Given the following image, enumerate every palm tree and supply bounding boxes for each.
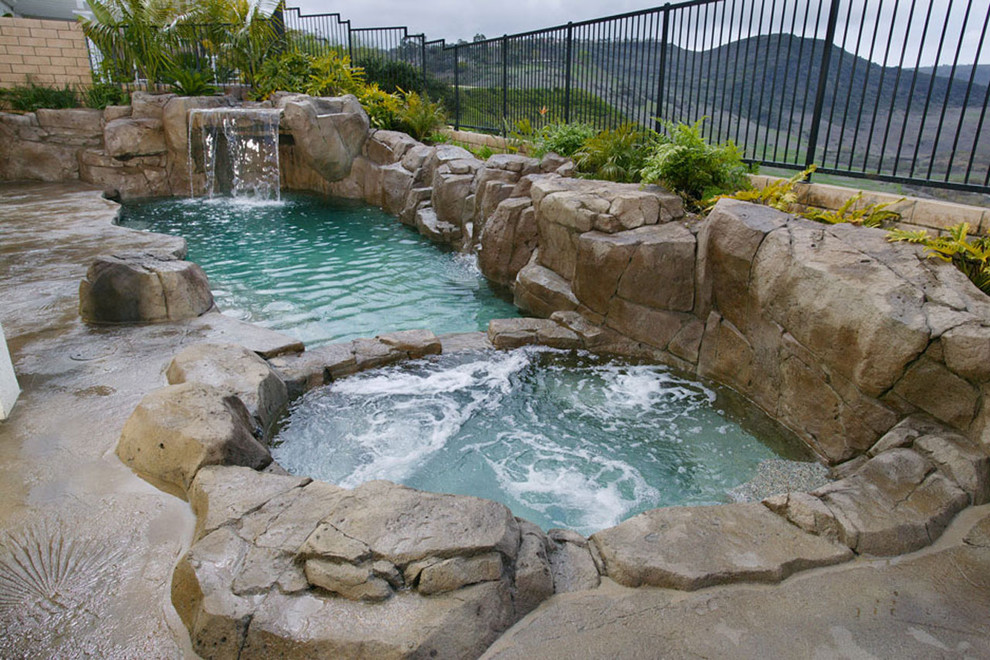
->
[80,0,280,88]
[80,0,183,85]
[188,0,280,88]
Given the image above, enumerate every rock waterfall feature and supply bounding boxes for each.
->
[187,107,283,200]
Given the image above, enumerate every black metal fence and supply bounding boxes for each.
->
[89,1,990,194]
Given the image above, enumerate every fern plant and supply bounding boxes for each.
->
[640,118,750,208]
[711,164,901,228]
[573,123,653,183]
[803,191,900,228]
[396,90,447,141]
[710,165,816,211]
[888,223,990,295]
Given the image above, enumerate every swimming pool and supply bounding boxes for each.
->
[120,193,520,346]
[273,348,819,534]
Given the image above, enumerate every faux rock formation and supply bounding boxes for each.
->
[103,117,167,158]
[488,317,581,350]
[766,448,969,556]
[173,467,555,658]
[479,198,538,286]
[79,252,214,324]
[117,383,271,492]
[278,94,369,183]
[0,108,103,181]
[591,502,852,590]
[166,343,289,435]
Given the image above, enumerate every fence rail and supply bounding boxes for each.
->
[89,1,990,194]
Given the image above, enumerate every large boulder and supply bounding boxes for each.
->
[766,448,970,555]
[479,198,538,286]
[513,256,580,318]
[104,117,167,158]
[591,502,852,590]
[278,94,369,183]
[35,108,103,144]
[173,468,553,657]
[117,383,271,493]
[79,252,214,324]
[166,343,289,435]
[131,91,176,120]
[751,221,930,398]
[0,138,80,181]
[78,149,170,199]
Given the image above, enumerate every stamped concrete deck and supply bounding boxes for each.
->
[1,181,988,658]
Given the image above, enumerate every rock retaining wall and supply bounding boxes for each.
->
[500,198,990,466]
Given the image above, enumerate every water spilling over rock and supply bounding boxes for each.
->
[187,107,282,200]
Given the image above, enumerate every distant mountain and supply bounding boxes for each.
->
[921,64,990,89]
[448,32,989,180]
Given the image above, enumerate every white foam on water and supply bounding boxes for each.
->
[275,349,537,488]
[471,430,661,533]
[274,348,782,534]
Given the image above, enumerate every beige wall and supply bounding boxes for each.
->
[0,17,91,89]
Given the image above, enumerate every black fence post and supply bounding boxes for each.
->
[564,22,574,124]
[454,43,461,131]
[420,37,427,93]
[805,0,842,171]
[502,34,509,135]
[272,0,286,55]
[654,3,671,133]
[347,26,354,62]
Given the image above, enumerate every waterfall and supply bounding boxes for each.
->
[187,108,283,201]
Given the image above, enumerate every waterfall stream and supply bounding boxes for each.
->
[187,108,282,201]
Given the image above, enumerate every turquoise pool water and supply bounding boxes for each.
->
[120,194,519,345]
[274,348,813,534]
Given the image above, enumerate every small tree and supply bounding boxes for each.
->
[81,0,181,84]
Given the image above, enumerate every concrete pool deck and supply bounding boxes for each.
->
[1,181,989,658]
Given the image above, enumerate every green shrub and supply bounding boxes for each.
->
[397,90,447,142]
[85,81,128,109]
[358,57,454,108]
[0,82,79,112]
[358,83,402,130]
[534,122,596,158]
[573,123,654,183]
[251,50,314,100]
[640,118,749,208]
[168,68,218,97]
[306,51,366,97]
[888,223,990,295]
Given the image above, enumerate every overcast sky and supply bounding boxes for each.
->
[291,1,667,42]
[290,0,989,65]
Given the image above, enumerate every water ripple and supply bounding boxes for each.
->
[120,194,519,345]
